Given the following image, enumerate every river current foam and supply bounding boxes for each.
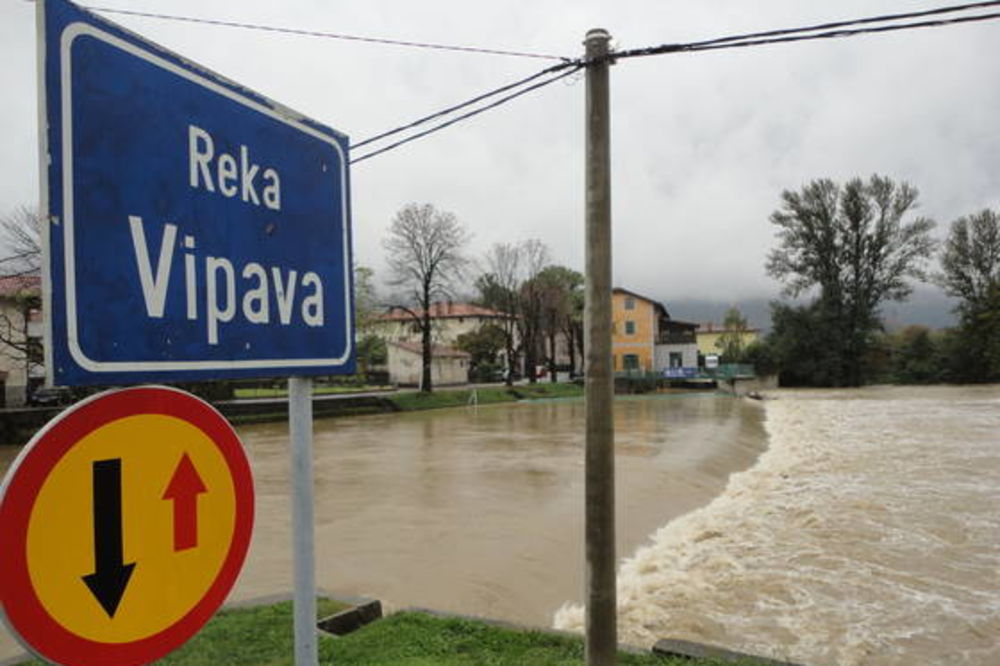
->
[554,385,1000,666]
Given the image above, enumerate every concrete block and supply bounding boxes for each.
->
[317,599,383,636]
[652,638,802,665]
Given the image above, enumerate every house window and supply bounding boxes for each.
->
[623,354,640,371]
[625,320,636,335]
[669,352,683,368]
[624,297,635,310]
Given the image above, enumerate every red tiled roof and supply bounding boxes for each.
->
[377,302,512,321]
[613,287,670,319]
[388,341,471,358]
[0,274,41,298]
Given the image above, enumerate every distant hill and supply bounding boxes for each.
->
[664,287,957,334]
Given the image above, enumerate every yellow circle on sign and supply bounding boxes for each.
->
[25,414,236,643]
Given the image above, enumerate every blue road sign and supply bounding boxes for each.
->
[40,0,354,385]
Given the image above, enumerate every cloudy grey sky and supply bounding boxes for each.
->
[2,0,998,311]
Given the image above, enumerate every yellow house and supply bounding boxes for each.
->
[612,288,698,373]
[696,322,761,359]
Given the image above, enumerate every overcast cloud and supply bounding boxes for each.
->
[2,0,998,308]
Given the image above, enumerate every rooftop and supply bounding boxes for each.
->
[388,341,471,358]
[0,274,41,298]
[377,302,512,321]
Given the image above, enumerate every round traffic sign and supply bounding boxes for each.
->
[0,386,254,666]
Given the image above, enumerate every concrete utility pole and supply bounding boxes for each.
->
[583,28,617,666]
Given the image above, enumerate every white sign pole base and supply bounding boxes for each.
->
[289,377,318,666]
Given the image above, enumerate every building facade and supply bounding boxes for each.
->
[372,302,513,346]
[611,288,698,374]
[386,341,471,387]
[0,275,43,407]
[696,322,761,359]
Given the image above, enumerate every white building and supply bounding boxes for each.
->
[0,275,42,406]
[386,341,471,387]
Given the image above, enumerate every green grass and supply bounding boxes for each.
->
[322,611,700,666]
[510,382,584,400]
[386,387,517,411]
[18,599,762,665]
[228,382,584,411]
[154,598,349,665]
[386,382,584,412]
[233,385,386,399]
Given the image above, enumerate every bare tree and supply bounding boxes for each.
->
[478,242,522,386]
[535,265,583,382]
[937,208,1000,316]
[354,265,387,376]
[0,207,43,387]
[0,206,42,277]
[383,203,469,392]
[517,239,550,383]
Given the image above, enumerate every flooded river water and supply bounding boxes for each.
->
[557,385,1000,665]
[2,386,998,665]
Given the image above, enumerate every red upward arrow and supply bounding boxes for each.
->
[162,453,207,551]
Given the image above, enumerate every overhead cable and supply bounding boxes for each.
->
[350,65,582,164]
[351,61,579,150]
[614,3,1000,60]
[85,6,571,62]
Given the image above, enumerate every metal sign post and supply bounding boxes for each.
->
[289,377,317,666]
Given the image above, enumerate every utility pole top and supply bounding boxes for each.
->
[585,28,611,43]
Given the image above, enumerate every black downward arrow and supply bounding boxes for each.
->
[82,458,136,618]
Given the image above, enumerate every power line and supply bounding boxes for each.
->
[351,61,579,150]
[82,2,1000,165]
[614,3,1000,60]
[85,6,571,62]
[350,65,582,165]
[678,1,1000,50]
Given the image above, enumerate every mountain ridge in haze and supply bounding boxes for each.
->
[663,287,957,334]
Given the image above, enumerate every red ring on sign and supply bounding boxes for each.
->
[0,386,254,666]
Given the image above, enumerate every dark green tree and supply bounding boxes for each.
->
[456,324,507,382]
[766,302,842,387]
[935,209,1000,382]
[477,242,523,386]
[535,265,583,382]
[766,175,936,386]
[353,265,387,375]
[890,325,941,384]
[716,306,749,362]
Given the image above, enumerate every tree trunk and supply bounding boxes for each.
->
[504,333,515,387]
[565,319,577,376]
[421,286,433,393]
[548,328,558,383]
[524,332,537,384]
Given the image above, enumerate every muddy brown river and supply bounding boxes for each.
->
[0,392,764,661]
[234,393,765,623]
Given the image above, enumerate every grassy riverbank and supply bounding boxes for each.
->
[12,599,742,665]
[387,382,583,411]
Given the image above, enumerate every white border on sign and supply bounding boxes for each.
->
[59,22,353,373]
[38,0,55,385]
